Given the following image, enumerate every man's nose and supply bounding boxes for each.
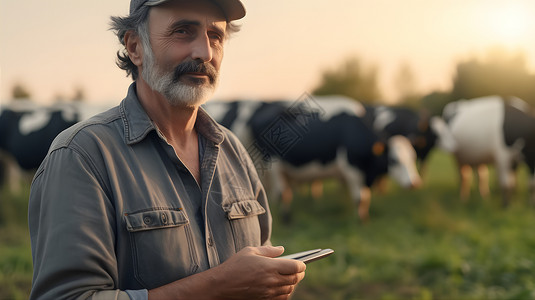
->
[191,33,213,63]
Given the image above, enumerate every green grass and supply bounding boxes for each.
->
[0,185,32,300]
[271,150,535,300]
[2,150,535,299]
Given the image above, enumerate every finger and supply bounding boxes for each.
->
[262,284,295,299]
[277,260,306,275]
[255,245,285,258]
[279,284,295,296]
[276,272,306,287]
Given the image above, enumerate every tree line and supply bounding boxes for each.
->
[9,84,86,102]
[9,47,535,114]
[312,47,535,115]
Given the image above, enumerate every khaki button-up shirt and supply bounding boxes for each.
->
[28,83,272,300]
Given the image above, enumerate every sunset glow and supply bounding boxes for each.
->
[1,0,535,104]
[483,2,533,47]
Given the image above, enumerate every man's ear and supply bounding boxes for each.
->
[124,31,143,67]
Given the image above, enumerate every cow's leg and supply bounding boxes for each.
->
[335,148,368,222]
[280,187,294,223]
[357,187,371,223]
[459,164,472,202]
[266,162,293,222]
[281,185,294,207]
[310,180,324,201]
[278,172,294,224]
[278,189,294,223]
[496,159,514,207]
[341,168,366,222]
[500,175,514,208]
[2,154,23,194]
[476,165,490,199]
[374,175,389,195]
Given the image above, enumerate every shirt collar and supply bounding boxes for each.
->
[120,82,225,146]
[196,106,225,145]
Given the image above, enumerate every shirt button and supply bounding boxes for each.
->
[143,216,152,225]
[208,237,214,247]
[161,213,168,224]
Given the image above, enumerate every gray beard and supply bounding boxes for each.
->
[141,47,218,107]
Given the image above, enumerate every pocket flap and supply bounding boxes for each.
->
[125,209,188,232]
[225,200,266,220]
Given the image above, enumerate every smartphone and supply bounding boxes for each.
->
[279,248,334,264]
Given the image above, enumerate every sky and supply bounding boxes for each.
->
[1,0,535,106]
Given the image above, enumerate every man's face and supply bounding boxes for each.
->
[140,0,227,107]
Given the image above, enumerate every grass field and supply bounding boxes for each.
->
[0,183,32,300]
[1,150,535,299]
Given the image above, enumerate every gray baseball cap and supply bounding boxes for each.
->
[130,0,246,21]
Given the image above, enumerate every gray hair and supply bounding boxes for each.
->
[109,5,150,80]
[109,6,241,80]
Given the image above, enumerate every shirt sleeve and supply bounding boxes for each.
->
[28,147,140,299]
[126,289,149,300]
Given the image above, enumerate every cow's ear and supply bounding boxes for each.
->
[372,142,385,156]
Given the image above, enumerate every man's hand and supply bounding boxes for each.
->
[149,246,306,300]
[209,246,306,299]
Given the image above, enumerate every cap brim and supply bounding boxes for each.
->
[145,0,246,21]
[212,0,246,21]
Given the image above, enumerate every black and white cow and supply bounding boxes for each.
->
[204,96,421,221]
[439,95,535,206]
[205,95,366,147]
[0,101,110,192]
[363,105,456,168]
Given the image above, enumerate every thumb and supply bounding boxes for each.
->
[255,245,285,258]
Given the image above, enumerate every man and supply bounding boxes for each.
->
[28,0,306,299]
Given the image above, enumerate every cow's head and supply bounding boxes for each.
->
[408,114,437,163]
[385,135,422,189]
[429,116,457,153]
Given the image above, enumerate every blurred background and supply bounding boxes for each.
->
[2,0,535,299]
[2,0,535,105]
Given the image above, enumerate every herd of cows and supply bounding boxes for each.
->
[1,95,535,221]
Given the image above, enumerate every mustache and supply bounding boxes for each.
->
[172,60,218,84]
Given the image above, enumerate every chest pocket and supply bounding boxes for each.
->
[224,200,266,250]
[124,208,198,289]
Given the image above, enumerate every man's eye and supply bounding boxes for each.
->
[172,26,193,36]
[209,33,224,42]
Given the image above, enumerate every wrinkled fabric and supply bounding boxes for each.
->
[28,83,272,300]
